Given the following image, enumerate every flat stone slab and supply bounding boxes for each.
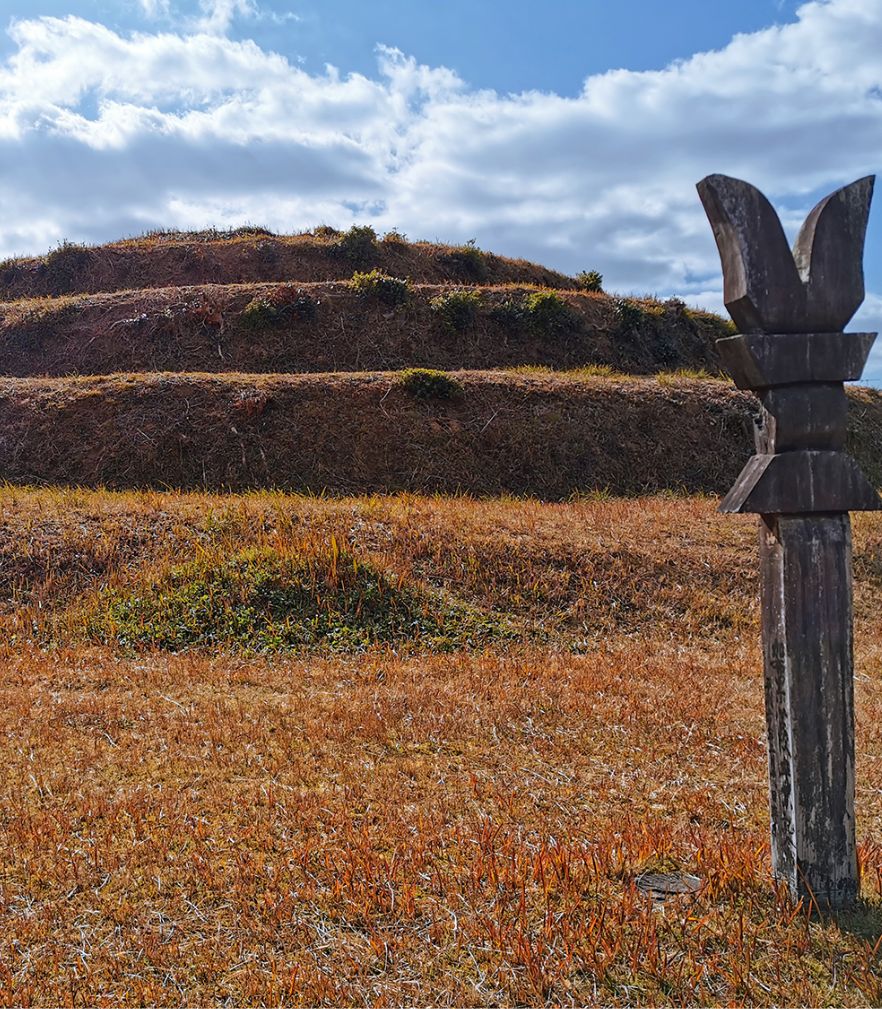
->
[634,872,702,899]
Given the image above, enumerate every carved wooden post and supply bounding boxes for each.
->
[697,173,879,909]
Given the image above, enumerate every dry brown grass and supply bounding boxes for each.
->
[0,372,881,497]
[0,372,757,496]
[0,490,881,1003]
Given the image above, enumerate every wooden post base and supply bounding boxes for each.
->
[760,514,858,908]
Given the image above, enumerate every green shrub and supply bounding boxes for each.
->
[349,269,411,307]
[334,224,378,265]
[489,291,577,338]
[523,291,576,337]
[312,224,341,240]
[613,298,647,332]
[440,239,488,282]
[81,542,505,653]
[398,368,464,400]
[430,288,482,334]
[241,288,318,328]
[382,228,408,244]
[488,298,529,328]
[576,270,604,292]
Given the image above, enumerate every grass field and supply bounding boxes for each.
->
[1,487,882,1005]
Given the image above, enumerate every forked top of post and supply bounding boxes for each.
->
[696,174,874,335]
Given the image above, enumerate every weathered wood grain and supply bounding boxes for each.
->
[760,515,857,907]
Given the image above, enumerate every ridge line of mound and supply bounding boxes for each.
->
[0,233,576,299]
[3,370,878,497]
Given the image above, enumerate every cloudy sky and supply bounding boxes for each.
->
[1,0,881,376]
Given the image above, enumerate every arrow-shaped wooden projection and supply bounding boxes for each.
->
[697,173,879,909]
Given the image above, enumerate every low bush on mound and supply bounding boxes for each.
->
[523,291,578,336]
[78,540,507,653]
[439,240,488,282]
[490,290,579,338]
[613,297,649,332]
[349,269,411,306]
[398,368,465,400]
[576,269,604,292]
[333,224,378,265]
[240,287,319,328]
[430,288,482,333]
[39,241,94,294]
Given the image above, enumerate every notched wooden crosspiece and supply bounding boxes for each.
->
[696,173,880,516]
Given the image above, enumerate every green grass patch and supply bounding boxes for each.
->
[77,541,509,653]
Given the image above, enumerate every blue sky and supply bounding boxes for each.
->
[1,0,881,378]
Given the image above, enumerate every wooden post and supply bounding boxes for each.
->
[697,173,879,909]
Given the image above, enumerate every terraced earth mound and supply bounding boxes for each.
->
[1,225,879,494]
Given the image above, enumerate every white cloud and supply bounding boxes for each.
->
[0,1,881,372]
[137,0,171,17]
[193,0,258,35]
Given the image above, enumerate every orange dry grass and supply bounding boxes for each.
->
[0,490,881,1004]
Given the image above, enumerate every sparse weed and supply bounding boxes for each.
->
[656,368,730,384]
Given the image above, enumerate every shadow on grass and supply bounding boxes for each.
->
[831,898,882,942]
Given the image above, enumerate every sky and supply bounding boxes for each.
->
[1,0,881,377]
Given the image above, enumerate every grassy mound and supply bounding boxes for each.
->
[0,283,730,377]
[77,539,508,653]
